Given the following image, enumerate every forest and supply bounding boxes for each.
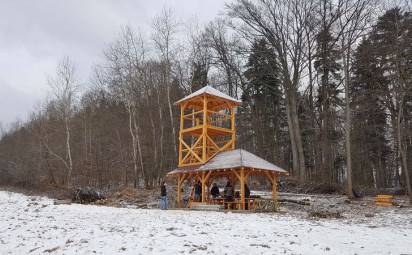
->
[0,0,411,200]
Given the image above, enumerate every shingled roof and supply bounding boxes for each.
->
[168,149,288,175]
[175,85,242,105]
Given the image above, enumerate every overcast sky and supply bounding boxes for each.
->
[0,0,228,128]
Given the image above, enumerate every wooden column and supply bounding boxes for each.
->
[231,106,235,149]
[240,167,245,210]
[177,174,181,208]
[264,170,277,203]
[201,171,206,202]
[272,173,277,203]
[202,95,208,162]
[178,105,184,166]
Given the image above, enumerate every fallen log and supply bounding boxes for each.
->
[277,198,310,205]
[54,199,71,205]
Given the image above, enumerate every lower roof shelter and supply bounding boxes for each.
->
[167,149,288,210]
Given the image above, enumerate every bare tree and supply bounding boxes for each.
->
[152,8,179,159]
[204,19,246,97]
[46,57,78,189]
[100,26,147,188]
[228,0,315,181]
[337,0,376,197]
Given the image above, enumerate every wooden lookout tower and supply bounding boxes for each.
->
[176,86,241,167]
[168,86,288,210]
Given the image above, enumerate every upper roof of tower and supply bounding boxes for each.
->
[175,85,242,106]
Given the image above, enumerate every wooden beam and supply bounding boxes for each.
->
[202,94,208,162]
[183,109,203,119]
[205,170,212,183]
[206,134,220,151]
[245,168,253,180]
[178,173,187,187]
[263,170,275,185]
[230,168,241,181]
[231,106,235,149]
[240,167,245,210]
[180,136,203,163]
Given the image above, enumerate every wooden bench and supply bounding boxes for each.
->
[375,195,393,206]
[190,202,223,211]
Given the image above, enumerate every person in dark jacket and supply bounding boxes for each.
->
[210,183,220,198]
[245,183,251,198]
[244,183,251,210]
[160,181,168,210]
[224,181,234,201]
[194,181,202,201]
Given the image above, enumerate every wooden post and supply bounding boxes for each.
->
[231,106,235,149]
[178,104,185,166]
[177,174,181,208]
[201,171,206,202]
[202,95,208,163]
[240,167,245,210]
[272,173,277,203]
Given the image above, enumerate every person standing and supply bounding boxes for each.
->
[194,181,202,202]
[245,183,251,198]
[210,183,220,198]
[224,181,234,201]
[244,183,251,210]
[160,181,168,210]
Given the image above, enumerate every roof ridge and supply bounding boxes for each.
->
[175,85,242,105]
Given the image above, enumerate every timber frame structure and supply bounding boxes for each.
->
[168,86,288,210]
[176,86,241,167]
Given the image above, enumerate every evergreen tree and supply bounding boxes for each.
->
[314,28,343,183]
[191,61,208,91]
[239,39,288,166]
[351,38,391,188]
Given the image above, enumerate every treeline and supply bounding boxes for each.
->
[0,1,411,199]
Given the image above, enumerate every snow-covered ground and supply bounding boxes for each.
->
[0,191,411,255]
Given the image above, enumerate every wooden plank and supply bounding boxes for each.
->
[183,109,203,119]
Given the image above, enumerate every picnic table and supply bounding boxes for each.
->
[210,196,259,210]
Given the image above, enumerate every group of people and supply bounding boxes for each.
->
[159,180,252,210]
[194,180,251,202]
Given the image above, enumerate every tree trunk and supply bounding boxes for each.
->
[284,81,305,181]
[128,105,139,188]
[65,115,73,189]
[397,96,412,203]
[343,44,354,198]
[157,89,164,176]
[133,113,145,187]
[166,83,177,159]
[285,91,299,178]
